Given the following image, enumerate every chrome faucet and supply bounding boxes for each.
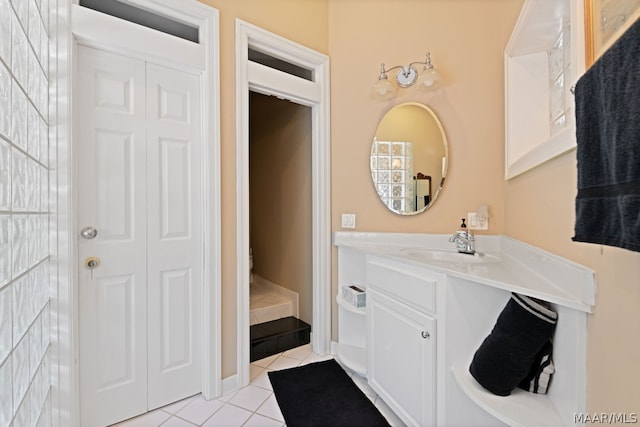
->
[449,218,475,255]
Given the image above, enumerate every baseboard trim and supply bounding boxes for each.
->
[221,374,239,397]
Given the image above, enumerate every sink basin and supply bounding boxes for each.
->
[401,248,500,264]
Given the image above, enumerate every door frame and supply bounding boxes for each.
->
[234,19,331,387]
[52,1,221,425]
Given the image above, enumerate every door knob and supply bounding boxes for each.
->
[421,331,430,339]
[80,226,98,240]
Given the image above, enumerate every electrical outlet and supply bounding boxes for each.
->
[479,216,489,230]
[341,213,356,229]
[468,212,488,230]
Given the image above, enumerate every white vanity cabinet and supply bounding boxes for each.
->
[334,232,596,427]
[366,256,440,427]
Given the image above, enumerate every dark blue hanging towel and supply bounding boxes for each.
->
[573,18,640,252]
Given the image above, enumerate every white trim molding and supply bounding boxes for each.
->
[52,1,221,425]
[235,19,332,388]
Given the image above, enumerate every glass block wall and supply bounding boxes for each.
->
[371,140,414,212]
[0,0,52,426]
[548,24,571,135]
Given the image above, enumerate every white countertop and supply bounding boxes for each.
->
[334,232,596,312]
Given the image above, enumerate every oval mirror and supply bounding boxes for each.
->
[370,102,448,215]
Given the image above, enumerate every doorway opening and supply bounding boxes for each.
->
[248,92,313,361]
[235,19,331,388]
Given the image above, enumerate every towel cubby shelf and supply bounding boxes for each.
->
[453,366,564,427]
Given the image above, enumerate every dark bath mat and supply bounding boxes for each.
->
[268,359,390,427]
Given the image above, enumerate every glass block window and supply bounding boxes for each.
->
[371,140,414,212]
[0,0,51,425]
[548,24,571,135]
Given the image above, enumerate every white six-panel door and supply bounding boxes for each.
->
[77,45,202,427]
[145,62,202,410]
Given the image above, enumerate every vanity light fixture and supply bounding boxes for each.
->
[371,52,442,100]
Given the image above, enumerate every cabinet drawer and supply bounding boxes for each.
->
[366,256,439,314]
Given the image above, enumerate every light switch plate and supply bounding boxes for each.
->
[341,213,356,229]
[468,212,478,227]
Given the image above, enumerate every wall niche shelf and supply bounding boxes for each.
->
[335,294,366,375]
[505,0,586,179]
[336,293,365,316]
[334,244,368,376]
[334,342,366,376]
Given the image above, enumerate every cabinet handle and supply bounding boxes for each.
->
[421,331,430,339]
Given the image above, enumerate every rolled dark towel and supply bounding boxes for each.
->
[469,293,557,396]
[518,339,555,394]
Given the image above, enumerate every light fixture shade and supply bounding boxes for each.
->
[417,66,441,90]
[371,77,397,100]
[372,53,442,100]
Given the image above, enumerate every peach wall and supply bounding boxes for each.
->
[329,0,640,417]
[499,0,640,417]
[329,0,511,238]
[194,0,639,416]
[505,143,640,414]
[197,0,328,378]
[329,0,517,338]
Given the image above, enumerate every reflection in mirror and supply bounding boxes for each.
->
[370,102,448,215]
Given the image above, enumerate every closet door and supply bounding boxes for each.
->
[77,45,149,427]
[78,46,203,426]
[146,64,202,409]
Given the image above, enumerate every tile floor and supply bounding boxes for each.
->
[113,344,405,427]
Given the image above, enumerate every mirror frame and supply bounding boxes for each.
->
[370,102,449,215]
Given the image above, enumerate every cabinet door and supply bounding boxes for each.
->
[367,288,435,427]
